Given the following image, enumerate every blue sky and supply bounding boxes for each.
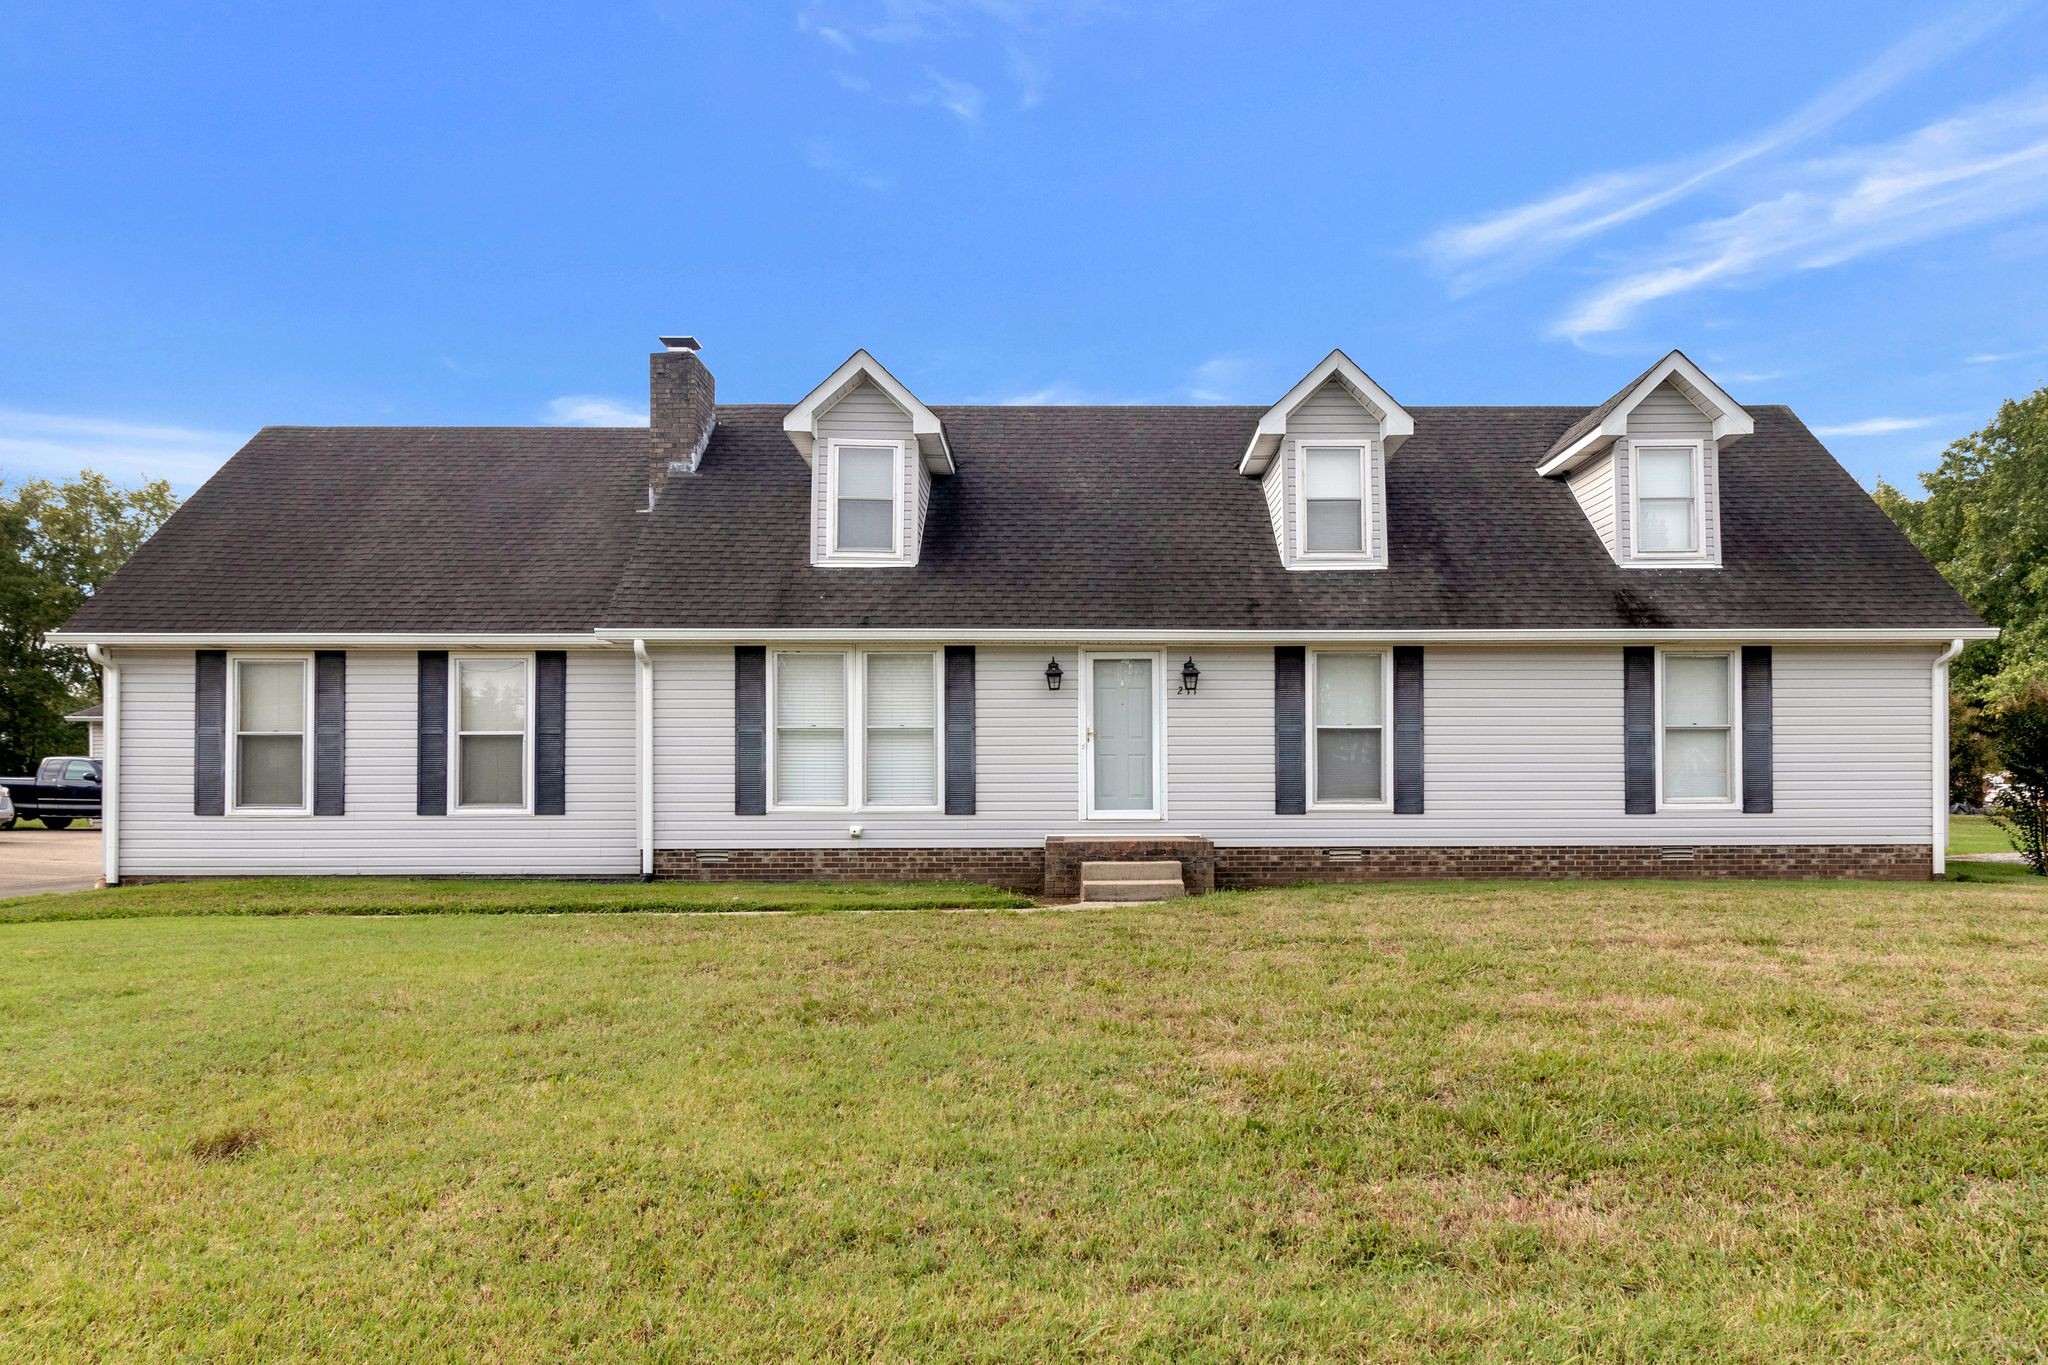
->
[4,0,2048,495]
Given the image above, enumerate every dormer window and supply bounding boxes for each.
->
[1301,445,1370,557]
[1632,442,1702,555]
[784,350,953,569]
[829,441,904,556]
[1537,350,1750,569]
[1240,350,1411,572]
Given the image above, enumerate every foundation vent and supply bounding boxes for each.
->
[696,850,731,865]
[1324,848,1364,862]
[1660,847,1696,862]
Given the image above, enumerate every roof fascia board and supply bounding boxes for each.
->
[1239,349,1414,475]
[1539,350,1755,477]
[782,349,954,474]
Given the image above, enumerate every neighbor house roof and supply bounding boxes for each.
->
[64,703,102,721]
[62,401,1985,637]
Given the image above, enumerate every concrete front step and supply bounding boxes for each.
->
[1078,859,1183,882]
[1078,878,1186,903]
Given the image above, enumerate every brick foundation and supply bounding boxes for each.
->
[653,842,1933,892]
[1215,843,1934,885]
[1042,836,1218,901]
[652,846,1045,891]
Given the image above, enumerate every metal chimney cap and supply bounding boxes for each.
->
[658,335,701,353]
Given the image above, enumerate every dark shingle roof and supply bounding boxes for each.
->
[65,427,646,633]
[1543,356,1665,462]
[604,403,1981,632]
[64,403,1983,636]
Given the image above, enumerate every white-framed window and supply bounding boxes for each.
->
[826,439,905,557]
[1631,441,1703,557]
[1298,443,1371,558]
[863,652,941,809]
[769,649,942,811]
[1308,649,1390,807]
[1658,651,1739,807]
[451,655,533,813]
[228,653,312,815]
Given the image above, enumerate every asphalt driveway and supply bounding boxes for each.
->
[0,826,103,898]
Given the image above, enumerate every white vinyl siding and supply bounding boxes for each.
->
[1566,450,1617,556]
[1278,379,1385,569]
[1617,380,1719,566]
[651,645,1934,849]
[812,378,923,567]
[112,649,637,876]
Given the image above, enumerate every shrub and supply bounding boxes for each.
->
[1986,686,2048,874]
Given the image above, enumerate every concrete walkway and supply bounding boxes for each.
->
[0,827,102,897]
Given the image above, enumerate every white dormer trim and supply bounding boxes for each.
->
[784,350,954,474]
[1239,349,1413,476]
[1537,350,1752,478]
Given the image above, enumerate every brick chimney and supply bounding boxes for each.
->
[648,335,715,506]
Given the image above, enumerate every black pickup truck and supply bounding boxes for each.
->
[1,756,102,829]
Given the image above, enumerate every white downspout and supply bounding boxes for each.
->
[1932,638,1964,878]
[86,644,119,887]
[634,639,654,880]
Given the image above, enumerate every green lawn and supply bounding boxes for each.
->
[1949,812,2018,857]
[6,880,2048,1359]
[0,876,1029,924]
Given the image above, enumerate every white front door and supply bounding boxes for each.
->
[1085,654,1160,818]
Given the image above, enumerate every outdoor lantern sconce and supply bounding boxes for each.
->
[1044,656,1064,691]
[1180,657,1200,695]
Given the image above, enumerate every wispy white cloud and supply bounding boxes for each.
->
[1184,355,1262,403]
[0,409,244,490]
[1964,343,2048,362]
[542,395,648,427]
[1809,415,1948,436]
[996,383,1101,405]
[796,0,1119,119]
[1422,0,2024,293]
[803,140,895,191]
[1552,85,2048,338]
[921,68,985,120]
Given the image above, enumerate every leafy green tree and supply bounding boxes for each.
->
[1986,686,2048,875]
[0,472,178,772]
[1875,385,2048,702]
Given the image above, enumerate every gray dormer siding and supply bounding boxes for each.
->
[810,377,930,567]
[1616,380,1720,566]
[1260,378,1386,569]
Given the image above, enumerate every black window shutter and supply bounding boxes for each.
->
[1623,646,1656,814]
[944,646,976,815]
[313,651,346,816]
[1742,646,1774,813]
[194,650,226,816]
[417,651,448,816]
[1275,646,1306,815]
[1392,646,1425,814]
[534,650,567,816]
[735,646,767,816]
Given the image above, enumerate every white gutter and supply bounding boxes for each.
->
[85,644,119,887]
[599,626,2001,646]
[634,638,654,880]
[49,631,612,649]
[1932,637,1965,878]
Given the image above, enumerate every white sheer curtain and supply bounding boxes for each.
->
[1313,652,1383,802]
[1663,655,1731,801]
[865,654,937,806]
[775,653,848,805]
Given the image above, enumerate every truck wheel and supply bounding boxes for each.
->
[41,818,72,830]
[1,818,13,831]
